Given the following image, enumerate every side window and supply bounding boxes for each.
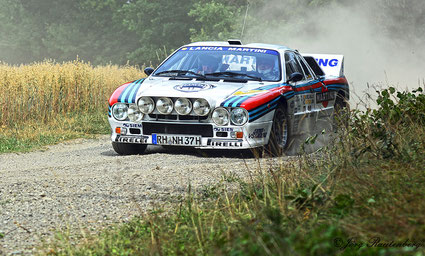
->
[296,54,314,80]
[285,51,305,81]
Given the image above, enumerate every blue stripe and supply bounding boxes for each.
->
[327,85,347,89]
[231,96,250,107]
[118,82,133,103]
[127,79,144,103]
[119,79,140,103]
[293,79,320,88]
[152,134,157,144]
[221,96,234,107]
[282,91,295,99]
[223,96,240,107]
[250,103,278,121]
[248,97,281,116]
[283,91,295,96]
[255,83,281,90]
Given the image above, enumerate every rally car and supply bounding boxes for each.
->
[108,40,349,155]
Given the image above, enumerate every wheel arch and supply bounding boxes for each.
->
[278,96,289,111]
[336,89,349,107]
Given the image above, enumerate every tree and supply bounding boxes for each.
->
[188,1,245,42]
[120,0,197,66]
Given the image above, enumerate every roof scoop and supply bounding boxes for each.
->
[228,39,242,45]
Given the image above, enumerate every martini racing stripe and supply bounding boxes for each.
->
[232,96,250,107]
[326,84,348,90]
[221,83,283,107]
[221,96,242,107]
[282,91,295,99]
[126,79,144,103]
[118,79,145,104]
[221,81,317,108]
[248,96,281,122]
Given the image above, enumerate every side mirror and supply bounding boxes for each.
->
[144,67,154,76]
[287,72,303,83]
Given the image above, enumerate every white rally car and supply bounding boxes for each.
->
[108,40,349,155]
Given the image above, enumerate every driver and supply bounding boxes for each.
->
[257,55,279,80]
[195,55,219,74]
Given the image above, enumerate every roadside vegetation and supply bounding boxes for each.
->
[0,61,143,153]
[41,86,425,255]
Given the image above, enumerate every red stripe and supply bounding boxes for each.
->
[240,87,291,111]
[108,82,131,106]
[323,76,348,86]
[311,81,324,90]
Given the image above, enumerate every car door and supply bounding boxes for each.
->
[284,51,315,136]
[297,54,335,133]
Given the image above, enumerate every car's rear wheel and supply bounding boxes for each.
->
[265,105,291,156]
[112,142,147,155]
[332,94,349,132]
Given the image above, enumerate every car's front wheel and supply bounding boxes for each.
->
[265,106,291,156]
[112,142,147,155]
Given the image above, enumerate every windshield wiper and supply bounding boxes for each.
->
[155,70,206,79]
[205,71,262,81]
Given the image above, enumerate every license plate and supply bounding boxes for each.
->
[152,134,201,146]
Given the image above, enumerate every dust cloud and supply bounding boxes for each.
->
[244,0,425,106]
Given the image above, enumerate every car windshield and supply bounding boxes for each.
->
[153,46,281,82]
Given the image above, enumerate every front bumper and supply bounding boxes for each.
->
[109,118,272,149]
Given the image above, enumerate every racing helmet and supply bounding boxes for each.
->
[198,54,219,73]
[257,54,275,75]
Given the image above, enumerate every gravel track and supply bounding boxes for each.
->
[0,135,281,255]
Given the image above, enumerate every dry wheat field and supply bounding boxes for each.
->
[0,60,144,150]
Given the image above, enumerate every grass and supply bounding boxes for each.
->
[40,86,425,255]
[0,60,143,152]
[0,111,108,153]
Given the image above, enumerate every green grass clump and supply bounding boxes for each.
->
[0,111,109,153]
[43,86,425,255]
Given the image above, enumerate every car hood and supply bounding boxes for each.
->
[136,77,251,107]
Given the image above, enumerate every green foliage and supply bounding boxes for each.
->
[350,87,425,160]
[120,0,197,66]
[0,0,136,65]
[189,1,244,42]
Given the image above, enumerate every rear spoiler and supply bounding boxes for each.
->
[301,53,344,78]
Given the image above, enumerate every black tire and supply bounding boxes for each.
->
[332,94,350,132]
[112,142,147,155]
[265,105,291,156]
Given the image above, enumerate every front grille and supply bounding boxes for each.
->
[148,114,208,121]
[143,122,213,137]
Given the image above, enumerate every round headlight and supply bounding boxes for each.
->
[137,97,154,114]
[175,98,192,115]
[156,97,173,114]
[112,103,128,121]
[230,108,249,125]
[193,98,210,116]
[212,107,230,126]
[128,104,143,122]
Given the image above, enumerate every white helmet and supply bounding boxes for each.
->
[257,55,275,75]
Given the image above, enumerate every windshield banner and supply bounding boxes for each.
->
[180,46,278,55]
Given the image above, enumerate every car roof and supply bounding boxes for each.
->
[184,41,293,52]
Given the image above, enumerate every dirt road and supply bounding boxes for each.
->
[0,135,276,255]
